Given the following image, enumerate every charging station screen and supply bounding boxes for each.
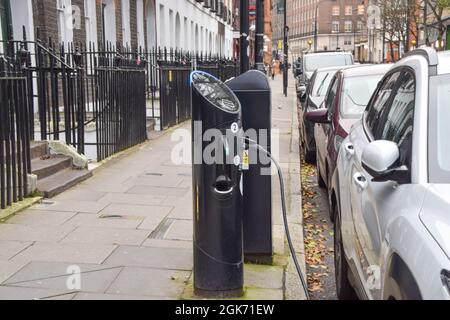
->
[192,72,240,113]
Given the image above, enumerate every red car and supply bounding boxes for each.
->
[306,64,391,218]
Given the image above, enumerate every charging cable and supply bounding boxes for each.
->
[245,138,311,300]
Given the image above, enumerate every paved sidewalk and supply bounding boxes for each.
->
[0,74,305,300]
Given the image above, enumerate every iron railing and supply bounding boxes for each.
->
[0,56,32,209]
[1,30,148,163]
[141,47,239,130]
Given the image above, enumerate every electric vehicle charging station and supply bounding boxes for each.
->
[226,70,273,264]
[190,71,244,298]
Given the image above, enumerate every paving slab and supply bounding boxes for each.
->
[0,286,75,300]
[64,213,144,230]
[127,185,190,197]
[245,288,284,300]
[100,203,173,219]
[3,262,122,293]
[244,265,284,290]
[73,292,166,300]
[0,241,33,261]
[167,205,193,220]
[104,246,192,271]
[165,220,193,241]
[131,175,184,188]
[6,210,77,227]
[0,224,75,242]
[106,267,189,298]
[11,243,117,265]
[97,193,166,206]
[54,189,106,202]
[0,260,29,283]
[33,200,108,214]
[62,227,151,246]
[142,239,192,249]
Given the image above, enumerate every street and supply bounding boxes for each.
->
[300,156,337,300]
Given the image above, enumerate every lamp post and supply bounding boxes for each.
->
[314,0,335,52]
[240,0,249,73]
[283,0,288,97]
[255,0,265,71]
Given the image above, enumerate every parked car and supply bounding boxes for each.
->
[306,64,391,205]
[330,48,450,300]
[299,66,344,163]
[296,51,354,102]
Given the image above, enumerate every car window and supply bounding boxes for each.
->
[341,74,384,118]
[325,76,338,110]
[312,70,337,97]
[429,74,450,183]
[365,72,401,139]
[304,54,352,72]
[378,71,415,167]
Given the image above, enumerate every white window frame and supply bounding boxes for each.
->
[332,6,340,16]
[332,21,339,33]
[345,20,352,33]
[57,0,74,45]
[84,0,97,45]
[345,5,352,16]
[121,0,131,47]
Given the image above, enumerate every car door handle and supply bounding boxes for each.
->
[344,143,355,159]
[353,172,368,191]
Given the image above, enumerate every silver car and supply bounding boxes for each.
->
[330,48,450,300]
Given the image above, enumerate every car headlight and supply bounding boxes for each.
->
[441,270,450,293]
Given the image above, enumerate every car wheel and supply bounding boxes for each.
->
[304,143,315,164]
[334,206,358,300]
[316,151,326,189]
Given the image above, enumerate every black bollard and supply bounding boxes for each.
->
[191,71,244,298]
[227,70,273,264]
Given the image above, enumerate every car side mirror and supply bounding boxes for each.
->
[305,109,331,124]
[361,140,410,184]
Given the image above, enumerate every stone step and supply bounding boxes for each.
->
[31,155,73,180]
[147,118,156,132]
[37,168,93,198]
[30,141,49,160]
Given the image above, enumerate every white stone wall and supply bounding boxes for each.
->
[154,0,234,56]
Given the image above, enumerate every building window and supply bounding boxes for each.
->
[344,36,352,45]
[122,0,131,46]
[57,0,74,44]
[345,21,352,33]
[358,5,365,15]
[357,20,364,32]
[332,21,339,33]
[345,5,352,16]
[84,0,97,45]
[332,6,340,16]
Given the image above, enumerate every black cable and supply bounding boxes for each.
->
[245,138,311,300]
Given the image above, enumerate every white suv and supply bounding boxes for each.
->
[331,48,450,300]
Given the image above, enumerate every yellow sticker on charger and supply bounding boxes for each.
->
[242,150,249,170]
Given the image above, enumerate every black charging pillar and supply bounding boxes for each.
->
[227,70,273,264]
[191,71,244,298]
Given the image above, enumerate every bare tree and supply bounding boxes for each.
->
[377,0,411,60]
[424,0,450,49]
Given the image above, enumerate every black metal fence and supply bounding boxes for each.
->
[0,29,239,209]
[142,47,239,130]
[1,31,148,163]
[0,57,32,209]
